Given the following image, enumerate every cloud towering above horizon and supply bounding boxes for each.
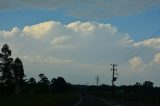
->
[0,20,160,85]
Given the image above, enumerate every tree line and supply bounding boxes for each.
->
[84,81,160,95]
[0,44,159,96]
[0,44,71,96]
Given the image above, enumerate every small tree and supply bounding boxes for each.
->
[38,73,50,93]
[134,82,142,87]
[143,81,154,88]
[26,77,37,94]
[38,74,50,85]
[13,58,24,84]
[28,77,36,85]
[51,77,70,92]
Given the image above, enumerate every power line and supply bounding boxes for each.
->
[143,50,157,64]
[118,29,160,65]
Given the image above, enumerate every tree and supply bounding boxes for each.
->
[13,58,24,84]
[0,44,14,95]
[38,73,50,92]
[28,77,36,85]
[51,77,70,92]
[134,82,142,87]
[143,81,154,88]
[0,44,13,85]
[0,44,25,95]
[38,73,50,85]
[26,77,37,94]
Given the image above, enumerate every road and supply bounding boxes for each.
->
[75,95,108,106]
[74,95,148,106]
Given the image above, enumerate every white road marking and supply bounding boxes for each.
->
[74,97,82,106]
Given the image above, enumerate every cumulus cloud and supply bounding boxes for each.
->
[67,21,96,33]
[0,27,20,38]
[134,37,160,48]
[122,34,134,45]
[153,52,160,63]
[51,36,71,46]
[22,21,62,39]
[1,20,160,85]
[0,21,122,47]
[0,20,130,78]
[129,56,143,68]
[0,0,160,19]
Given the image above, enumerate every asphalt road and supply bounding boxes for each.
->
[75,95,108,106]
[74,95,148,106]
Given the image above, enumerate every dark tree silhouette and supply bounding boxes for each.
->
[0,44,25,95]
[38,73,50,85]
[26,77,37,94]
[143,81,154,88]
[38,73,50,93]
[134,82,142,87]
[0,44,14,95]
[0,44,13,82]
[13,58,24,83]
[51,77,70,92]
[28,77,36,85]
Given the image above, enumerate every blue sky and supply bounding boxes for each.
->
[0,0,160,86]
[0,1,160,41]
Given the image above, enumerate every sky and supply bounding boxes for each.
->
[0,0,160,86]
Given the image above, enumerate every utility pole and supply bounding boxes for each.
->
[111,64,118,95]
[96,76,99,86]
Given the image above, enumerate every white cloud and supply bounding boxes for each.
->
[134,37,160,48]
[0,20,131,84]
[1,20,160,85]
[0,27,20,38]
[0,21,138,66]
[122,34,134,45]
[21,55,74,65]
[51,36,71,46]
[129,56,143,68]
[22,21,61,39]
[67,21,96,33]
[67,21,117,35]
[0,21,124,51]
[154,52,160,63]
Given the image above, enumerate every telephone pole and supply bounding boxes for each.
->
[111,64,118,95]
[96,76,99,86]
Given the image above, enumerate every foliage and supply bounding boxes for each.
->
[0,44,24,95]
[51,77,71,92]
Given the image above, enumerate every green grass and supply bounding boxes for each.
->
[0,93,79,106]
